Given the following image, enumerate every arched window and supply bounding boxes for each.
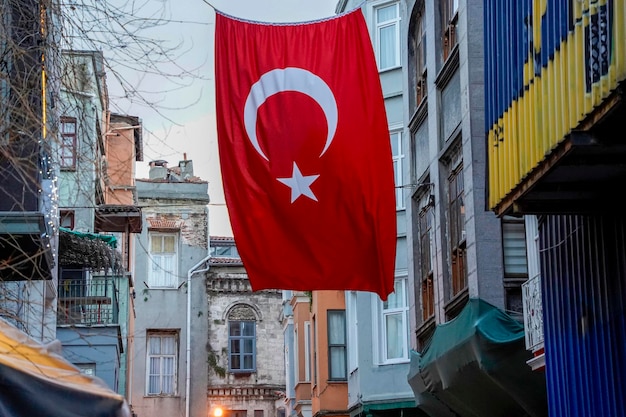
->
[227,305,257,373]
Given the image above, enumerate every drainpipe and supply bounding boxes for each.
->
[186,255,211,417]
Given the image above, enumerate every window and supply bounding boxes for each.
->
[229,320,256,372]
[409,3,427,111]
[381,277,409,362]
[391,130,404,209]
[59,210,75,229]
[148,232,178,288]
[449,165,466,295]
[303,321,311,382]
[328,310,347,380]
[312,315,317,385]
[76,363,96,376]
[375,2,400,70]
[502,216,529,316]
[419,203,435,321]
[146,331,178,395]
[60,117,77,170]
[346,291,358,373]
[210,244,239,259]
[441,0,459,61]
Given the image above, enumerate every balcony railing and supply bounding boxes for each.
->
[522,274,543,351]
[57,278,119,326]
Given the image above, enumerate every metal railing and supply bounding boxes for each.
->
[57,277,119,325]
[522,274,544,350]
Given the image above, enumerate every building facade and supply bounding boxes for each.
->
[130,160,210,417]
[484,1,626,416]
[55,50,142,397]
[206,240,286,417]
[332,3,417,417]
[402,1,548,416]
[0,0,60,341]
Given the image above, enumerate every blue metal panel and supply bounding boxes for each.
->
[540,215,626,417]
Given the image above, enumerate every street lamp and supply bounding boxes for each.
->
[209,405,225,417]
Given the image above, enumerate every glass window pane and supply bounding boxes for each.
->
[377,4,397,22]
[230,321,241,336]
[243,354,254,369]
[385,313,403,359]
[151,237,162,252]
[329,346,346,379]
[379,25,397,68]
[243,339,254,353]
[231,339,240,353]
[231,355,241,370]
[328,312,345,344]
[163,235,175,252]
[242,321,255,336]
[162,336,175,354]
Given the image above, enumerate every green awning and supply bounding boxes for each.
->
[407,298,548,417]
[59,227,118,248]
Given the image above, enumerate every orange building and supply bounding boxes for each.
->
[299,290,349,417]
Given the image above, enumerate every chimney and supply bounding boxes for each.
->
[149,160,168,180]
[179,159,194,180]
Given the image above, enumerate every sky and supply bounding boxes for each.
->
[106,0,340,237]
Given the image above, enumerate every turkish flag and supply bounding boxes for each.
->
[214,8,396,300]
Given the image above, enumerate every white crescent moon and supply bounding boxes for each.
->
[243,67,338,161]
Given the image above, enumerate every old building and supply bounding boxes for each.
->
[130,159,209,417]
[0,0,60,340]
[207,236,286,417]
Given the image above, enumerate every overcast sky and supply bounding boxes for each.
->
[106,0,340,236]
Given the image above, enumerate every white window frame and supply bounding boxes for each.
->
[374,1,401,71]
[303,321,311,382]
[373,276,409,364]
[148,232,178,288]
[391,129,405,210]
[146,332,178,396]
[346,291,358,374]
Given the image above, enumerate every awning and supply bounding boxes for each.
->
[407,298,548,417]
[0,318,130,417]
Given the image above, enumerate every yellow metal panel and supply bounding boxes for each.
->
[487,0,626,210]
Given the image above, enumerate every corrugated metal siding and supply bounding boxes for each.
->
[539,215,626,417]
[485,0,626,209]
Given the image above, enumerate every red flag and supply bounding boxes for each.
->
[214,8,396,300]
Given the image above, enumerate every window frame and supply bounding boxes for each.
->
[419,203,435,321]
[409,3,427,111]
[148,232,179,288]
[346,291,358,374]
[502,216,529,316]
[59,117,77,170]
[228,320,257,373]
[448,164,466,296]
[146,331,178,396]
[374,1,401,71]
[327,309,347,381]
[303,321,311,382]
[379,277,410,364]
[391,129,405,210]
[60,209,75,229]
[441,0,459,61]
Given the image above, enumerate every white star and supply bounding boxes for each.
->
[277,162,320,203]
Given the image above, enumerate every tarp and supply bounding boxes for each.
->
[59,227,118,248]
[407,298,548,417]
[0,318,130,417]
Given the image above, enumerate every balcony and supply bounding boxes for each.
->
[57,277,119,326]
